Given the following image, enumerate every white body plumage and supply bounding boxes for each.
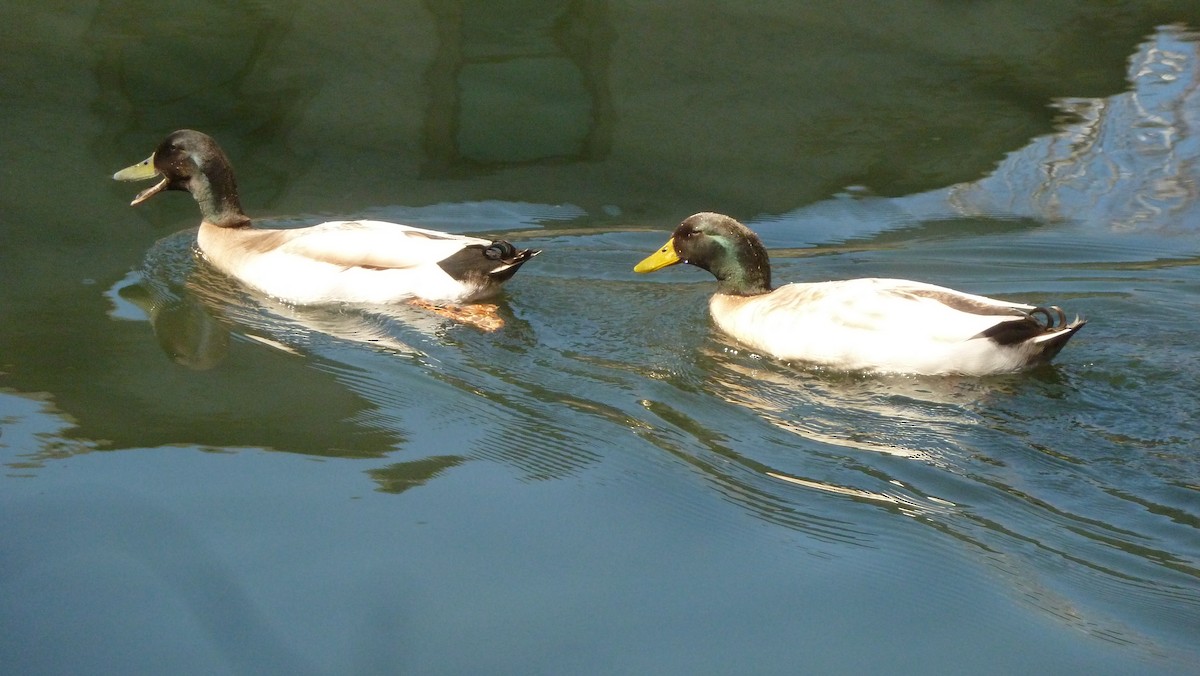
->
[710,278,1076,375]
[197,219,512,305]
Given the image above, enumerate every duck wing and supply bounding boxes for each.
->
[882,281,1038,339]
[279,220,491,271]
[881,280,1085,345]
[750,279,1033,341]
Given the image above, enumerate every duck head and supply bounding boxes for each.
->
[114,129,249,228]
[635,212,773,295]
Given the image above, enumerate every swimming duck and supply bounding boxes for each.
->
[113,130,538,307]
[634,212,1085,375]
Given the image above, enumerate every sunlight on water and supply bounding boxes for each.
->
[86,158,1200,667]
[4,7,1200,675]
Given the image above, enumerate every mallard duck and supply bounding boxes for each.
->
[634,212,1085,375]
[113,130,538,307]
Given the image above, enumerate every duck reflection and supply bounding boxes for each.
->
[642,340,1005,522]
[116,267,231,371]
[699,338,1007,463]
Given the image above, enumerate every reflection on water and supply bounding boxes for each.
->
[756,26,1200,247]
[6,9,1200,674]
[368,455,465,494]
[703,340,999,462]
[423,0,614,173]
[0,392,98,474]
[86,0,311,203]
[115,269,232,370]
[696,332,1199,651]
[949,25,1200,231]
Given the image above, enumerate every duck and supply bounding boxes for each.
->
[634,212,1086,376]
[113,130,538,308]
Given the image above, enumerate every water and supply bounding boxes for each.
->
[3,2,1200,674]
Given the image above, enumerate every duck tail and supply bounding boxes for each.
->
[1028,309,1087,362]
[975,304,1086,366]
[484,241,540,281]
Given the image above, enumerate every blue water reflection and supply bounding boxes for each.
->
[3,7,1200,675]
[756,26,1200,246]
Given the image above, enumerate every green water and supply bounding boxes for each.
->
[3,2,1200,674]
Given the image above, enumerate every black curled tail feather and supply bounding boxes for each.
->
[437,239,540,284]
[1029,305,1067,330]
[485,240,540,282]
[1029,306,1087,363]
[977,304,1085,347]
[484,241,517,261]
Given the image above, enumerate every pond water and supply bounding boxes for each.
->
[2,2,1200,674]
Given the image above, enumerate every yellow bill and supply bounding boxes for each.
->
[634,238,681,273]
[112,153,168,205]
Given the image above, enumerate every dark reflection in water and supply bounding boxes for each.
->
[949,25,1200,232]
[756,26,1200,246]
[86,0,312,204]
[368,455,465,494]
[84,0,1198,222]
[117,277,231,371]
[60,230,406,459]
[5,8,1200,674]
[423,0,615,175]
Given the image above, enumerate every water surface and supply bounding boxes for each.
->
[2,2,1200,674]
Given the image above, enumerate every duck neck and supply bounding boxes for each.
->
[711,242,772,297]
[191,164,250,228]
